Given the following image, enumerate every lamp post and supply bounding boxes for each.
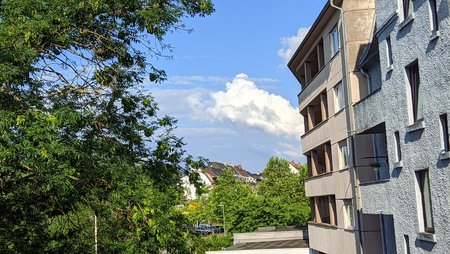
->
[218,204,226,236]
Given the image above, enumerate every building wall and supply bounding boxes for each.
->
[308,224,357,254]
[290,1,376,253]
[354,0,450,253]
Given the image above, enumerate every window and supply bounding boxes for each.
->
[440,114,449,153]
[404,235,411,254]
[334,82,345,112]
[329,196,337,225]
[313,195,337,226]
[429,0,439,32]
[406,61,423,123]
[386,36,393,67]
[415,169,434,233]
[316,196,331,224]
[310,197,316,222]
[343,200,354,229]
[339,140,349,169]
[395,131,402,162]
[402,0,413,19]
[330,26,339,56]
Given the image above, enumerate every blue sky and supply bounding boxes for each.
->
[147,0,327,172]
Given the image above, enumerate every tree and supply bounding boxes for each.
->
[256,157,310,227]
[207,169,256,233]
[0,0,214,252]
[188,159,310,235]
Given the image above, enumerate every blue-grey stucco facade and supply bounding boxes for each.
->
[354,0,450,253]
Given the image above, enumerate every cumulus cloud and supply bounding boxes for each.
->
[149,73,305,171]
[201,74,303,138]
[277,27,310,64]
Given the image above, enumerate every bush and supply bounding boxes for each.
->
[191,234,233,254]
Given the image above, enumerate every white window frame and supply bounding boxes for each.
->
[338,140,349,169]
[330,26,339,57]
[429,0,439,32]
[343,199,354,229]
[334,82,345,113]
[405,60,423,123]
[403,235,411,254]
[402,0,414,20]
[386,36,393,68]
[394,131,402,162]
[439,114,449,153]
[414,169,434,234]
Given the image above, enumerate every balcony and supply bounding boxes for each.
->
[302,119,331,153]
[359,213,397,254]
[301,92,328,133]
[353,87,384,134]
[305,168,353,199]
[354,123,390,184]
[311,195,337,226]
[308,222,357,254]
[298,51,342,111]
[296,39,325,90]
[306,142,332,177]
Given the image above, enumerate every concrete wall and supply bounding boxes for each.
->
[305,169,353,199]
[354,0,450,253]
[308,223,357,254]
[206,248,310,254]
[233,230,308,245]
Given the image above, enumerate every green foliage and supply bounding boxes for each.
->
[190,234,233,253]
[0,0,214,253]
[186,158,310,235]
[207,169,256,232]
[256,157,310,227]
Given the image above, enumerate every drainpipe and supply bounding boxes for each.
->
[329,1,362,254]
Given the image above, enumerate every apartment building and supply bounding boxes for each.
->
[289,0,450,254]
[354,0,450,253]
[288,1,376,253]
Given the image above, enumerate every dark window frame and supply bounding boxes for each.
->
[330,26,340,56]
[429,0,439,32]
[406,60,422,123]
[416,169,434,234]
[440,114,450,152]
[404,235,411,254]
[403,0,413,19]
[313,195,337,226]
[395,131,402,162]
[386,36,393,67]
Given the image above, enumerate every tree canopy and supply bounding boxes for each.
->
[0,0,213,252]
[186,158,310,234]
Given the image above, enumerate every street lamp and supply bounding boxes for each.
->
[218,204,226,236]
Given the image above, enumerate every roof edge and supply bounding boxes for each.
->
[287,1,331,68]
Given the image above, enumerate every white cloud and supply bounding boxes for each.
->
[149,87,210,119]
[151,74,303,138]
[200,73,303,139]
[148,73,305,171]
[277,27,310,64]
[274,142,302,159]
[172,124,305,172]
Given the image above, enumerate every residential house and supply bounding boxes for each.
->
[182,162,259,200]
